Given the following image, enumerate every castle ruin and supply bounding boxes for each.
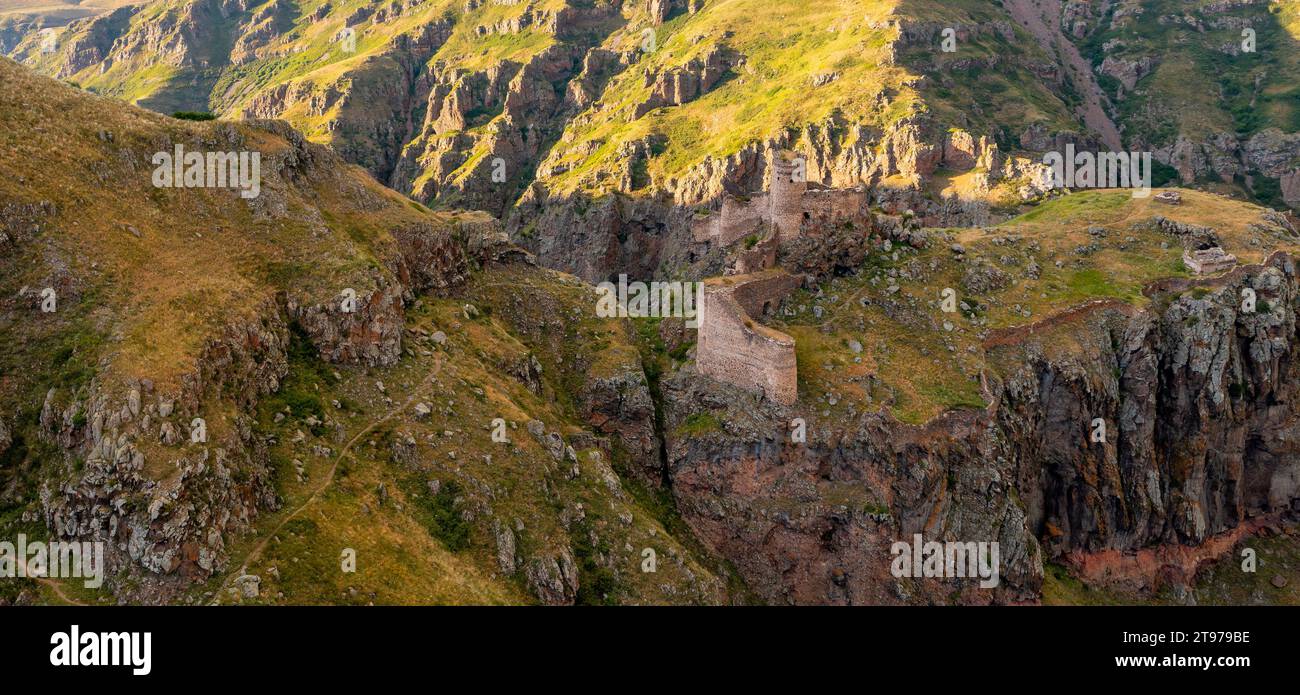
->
[1183,246,1237,275]
[693,152,861,405]
[696,270,803,404]
[692,154,869,247]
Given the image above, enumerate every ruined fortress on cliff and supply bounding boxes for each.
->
[693,153,869,405]
[692,156,870,253]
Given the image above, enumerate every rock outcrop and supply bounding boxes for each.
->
[0,88,495,601]
[517,117,1052,283]
[632,45,735,118]
[663,252,1300,604]
[38,303,290,600]
[578,352,660,485]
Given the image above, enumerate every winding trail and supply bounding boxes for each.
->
[210,357,444,605]
[1004,0,1123,150]
[17,556,86,606]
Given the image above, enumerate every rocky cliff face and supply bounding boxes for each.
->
[15,0,1297,285]
[0,55,493,601]
[656,251,1300,604]
[242,20,456,183]
[0,0,1095,285]
[26,212,494,602]
[510,115,1057,283]
[8,1,1300,605]
[4,55,741,606]
[1002,258,1300,551]
[38,304,289,599]
[391,41,592,217]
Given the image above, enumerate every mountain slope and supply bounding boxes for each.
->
[11,1,1297,287]
[12,2,1299,207]
[6,3,1300,607]
[0,2,1122,237]
[0,56,733,605]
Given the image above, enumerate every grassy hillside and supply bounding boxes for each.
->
[0,57,733,605]
[536,0,1087,195]
[0,0,141,22]
[13,0,1299,217]
[195,276,731,606]
[0,55,445,399]
[15,0,572,125]
[4,0,1098,204]
[1080,0,1300,144]
[771,190,1299,424]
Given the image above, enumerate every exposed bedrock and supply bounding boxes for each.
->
[511,115,1055,283]
[660,252,1300,604]
[25,122,489,603]
[241,20,454,185]
[38,305,290,604]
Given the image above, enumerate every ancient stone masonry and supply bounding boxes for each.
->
[696,270,802,405]
[691,192,767,246]
[731,235,777,275]
[1150,214,1239,275]
[767,155,807,238]
[690,152,875,402]
[1183,247,1238,275]
[666,249,1300,604]
[692,152,869,247]
[693,152,829,404]
[690,151,929,403]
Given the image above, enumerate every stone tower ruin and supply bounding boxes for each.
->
[768,153,807,240]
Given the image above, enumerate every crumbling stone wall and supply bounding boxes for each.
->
[692,193,768,245]
[693,153,870,247]
[1183,247,1237,274]
[692,153,806,245]
[731,236,777,275]
[696,270,802,404]
[691,152,876,403]
[800,187,870,231]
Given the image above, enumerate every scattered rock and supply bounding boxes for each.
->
[235,575,260,599]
